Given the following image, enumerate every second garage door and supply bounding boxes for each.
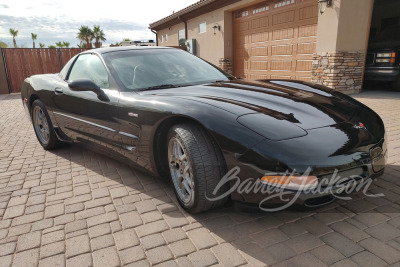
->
[233,0,318,81]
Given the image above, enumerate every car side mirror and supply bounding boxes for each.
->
[68,79,109,102]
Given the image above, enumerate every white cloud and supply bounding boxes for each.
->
[0,0,197,47]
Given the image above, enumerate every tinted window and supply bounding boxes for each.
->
[68,54,109,88]
[375,25,400,42]
[103,49,232,91]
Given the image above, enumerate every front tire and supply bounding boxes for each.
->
[31,100,62,150]
[167,123,229,213]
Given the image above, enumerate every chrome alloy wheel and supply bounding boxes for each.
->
[168,137,194,205]
[32,105,50,145]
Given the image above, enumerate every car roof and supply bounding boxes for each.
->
[87,46,174,55]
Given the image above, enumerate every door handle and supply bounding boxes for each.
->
[54,87,63,95]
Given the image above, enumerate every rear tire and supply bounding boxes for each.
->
[31,100,62,150]
[167,123,229,213]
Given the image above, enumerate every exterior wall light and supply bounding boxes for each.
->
[212,24,221,35]
[318,0,332,14]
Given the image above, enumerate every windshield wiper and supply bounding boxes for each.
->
[138,84,177,91]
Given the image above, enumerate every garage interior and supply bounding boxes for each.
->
[363,0,400,91]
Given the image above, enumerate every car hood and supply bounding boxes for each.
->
[367,40,400,51]
[141,79,358,130]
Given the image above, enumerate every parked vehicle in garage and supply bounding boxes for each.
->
[21,46,387,213]
[364,24,400,91]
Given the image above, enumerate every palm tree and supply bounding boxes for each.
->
[9,28,18,48]
[77,26,93,49]
[39,43,45,48]
[0,41,7,48]
[55,41,64,48]
[77,42,85,48]
[93,25,106,48]
[63,41,70,48]
[31,33,37,48]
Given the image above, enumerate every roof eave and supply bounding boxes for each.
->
[149,0,240,31]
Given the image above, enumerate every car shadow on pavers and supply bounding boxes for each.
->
[45,141,400,266]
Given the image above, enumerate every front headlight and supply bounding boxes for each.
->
[237,113,307,141]
[377,53,392,58]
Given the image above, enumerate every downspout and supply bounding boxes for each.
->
[178,16,188,41]
[151,29,158,46]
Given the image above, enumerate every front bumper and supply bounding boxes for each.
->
[364,67,399,82]
[234,162,385,210]
[229,121,387,209]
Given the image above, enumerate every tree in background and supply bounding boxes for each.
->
[0,41,7,48]
[77,42,85,48]
[55,41,64,48]
[123,38,130,41]
[48,45,56,48]
[31,33,37,48]
[93,25,106,48]
[63,41,70,48]
[77,26,93,49]
[9,28,18,48]
[39,43,45,48]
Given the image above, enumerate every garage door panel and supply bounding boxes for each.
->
[298,24,317,37]
[297,42,316,55]
[250,61,269,70]
[251,32,269,43]
[271,60,292,71]
[272,28,295,40]
[233,0,317,80]
[299,5,318,20]
[251,47,268,56]
[272,10,295,25]
[271,45,293,56]
[296,60,313,71]
[251,16,269,29]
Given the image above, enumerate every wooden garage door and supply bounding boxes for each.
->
[233,0,318,81]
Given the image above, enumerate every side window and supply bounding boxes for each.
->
[59,55,76,80]
[67,54,109,88]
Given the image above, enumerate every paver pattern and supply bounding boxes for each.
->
[0,92,399,266]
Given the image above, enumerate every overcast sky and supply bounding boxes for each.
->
[0,0,197,48]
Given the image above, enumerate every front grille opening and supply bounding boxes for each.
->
[304,195,336,208]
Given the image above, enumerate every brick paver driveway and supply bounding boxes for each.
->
[0,92,399,267]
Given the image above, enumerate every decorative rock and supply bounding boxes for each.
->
[311,51,364,93]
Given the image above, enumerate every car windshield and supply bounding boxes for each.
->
[374,25,400,42]
[102,48,232,91]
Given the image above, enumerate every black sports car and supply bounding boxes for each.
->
[21,46,387,213]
